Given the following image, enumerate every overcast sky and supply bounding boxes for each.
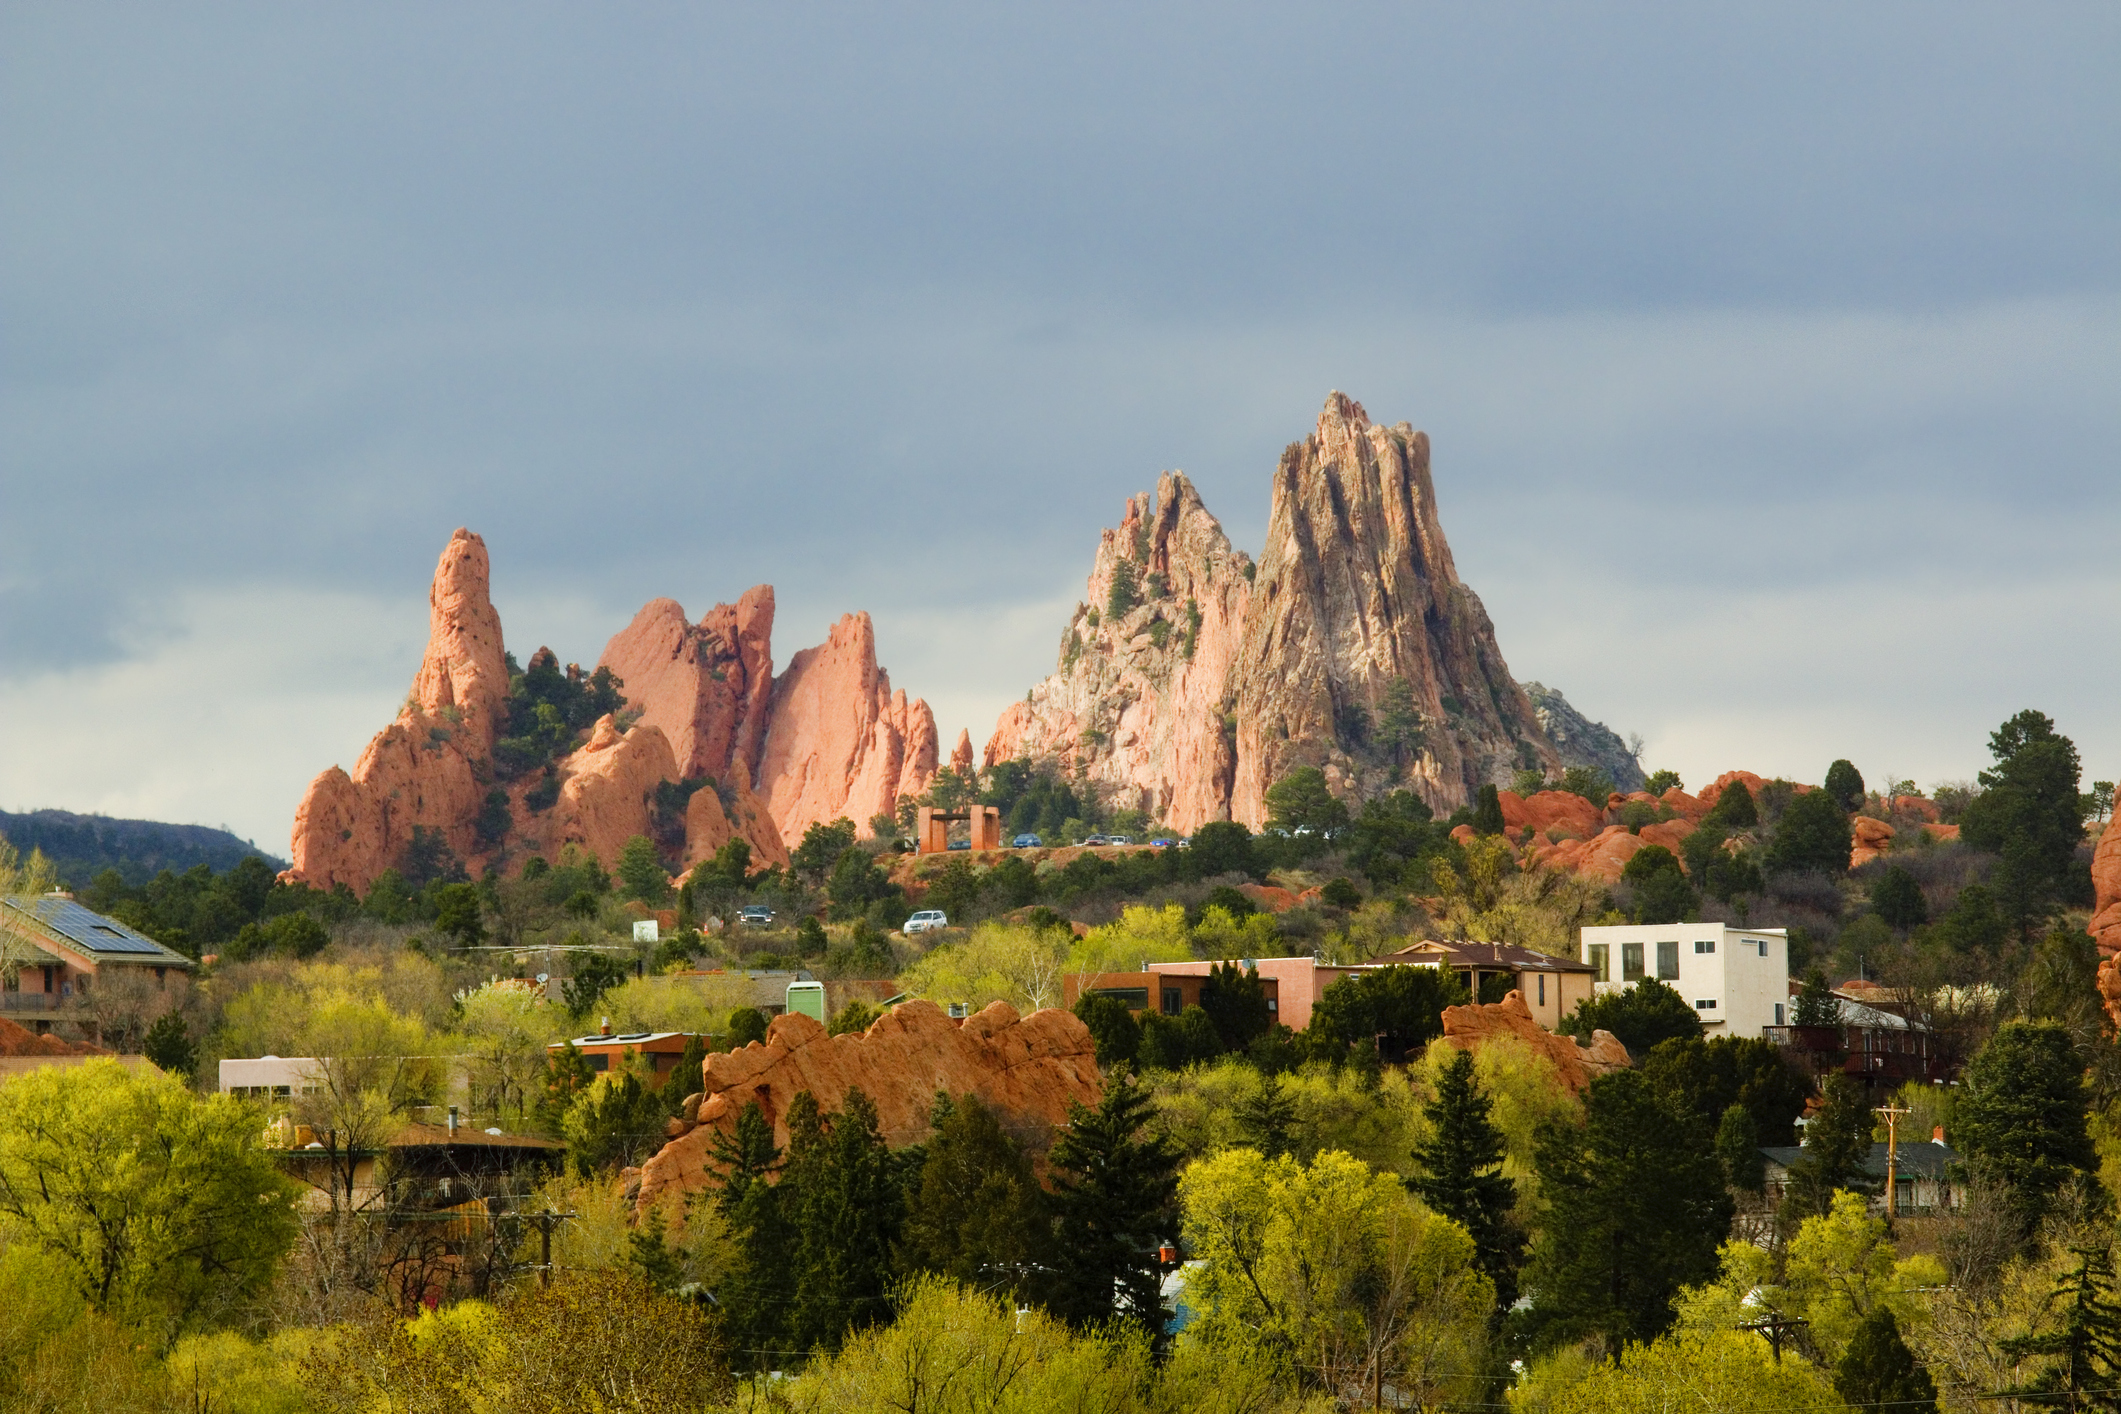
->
[3,4,2117,853]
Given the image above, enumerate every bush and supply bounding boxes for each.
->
[1559,978,1701,1055]
[1765,789,1851,877]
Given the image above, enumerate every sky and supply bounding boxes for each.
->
[2,3,2117,854]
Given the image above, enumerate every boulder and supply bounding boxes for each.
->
[1922,823,1961,843]
[1635,818,1696,857]
[1439,989,1630,1093]
[1660,788,1710,820]
[1891,794,1941,823]
[633,1000,1103,1222]
[1850,816,1896,869]
[1502,789,1606,839]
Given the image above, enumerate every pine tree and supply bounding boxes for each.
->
[1778,1076,1875,1226]
[1791,968,1838,1027]
[1707,778,1758,828]
[706,1100,791,1372]
[1999,1243,2121,1411]
[1235,1074,1298,1160]
[1041,1072,1182,1339]
[1715,1103,1764,1193]
[898,1094,1041,1296]
[536,1040,596,1134]
[1471,784,1507,837]
[1836,1307,1937,1413]
[1955,1021,2096,1240]
[785,1088,902,1354]
[1410,1048,1525,1314]
[1524,1070,1733,1349]
[142,1012,196,1078]
[625,1203,684,1293]
[1825,759,1867,813]
[660,1033,707,1115]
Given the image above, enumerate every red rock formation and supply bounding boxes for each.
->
[950,730,974,776]
[596,588,776,784]
[986,471,1253,831]
[680,760,792,871]
[506,715,678,872]
[1891,794,1941,823]
[2089,812,2121,991]
[634,1000,1102,1219]
[287,530,511,891]
[1850,816,1896,869]
[1500,789,1607,840]
[1439,990,1629,1093]
[993,397,1561,832]
[756,612,941,842]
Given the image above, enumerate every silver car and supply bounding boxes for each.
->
[902,909,949,935]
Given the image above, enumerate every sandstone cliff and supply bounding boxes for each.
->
[634,999,1102,1220]
[288,531,934,890]
[990,394,1565,830]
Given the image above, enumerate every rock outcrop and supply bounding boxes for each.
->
[992,396,1573,830]
[2091,811,2121,1024]
[286,530,512,890]
[756,613,940,842]
[288,530,939,890]
[986,471,1254,829]
[1439,989,1629,1093]
[1522,683,1646,794]
[1850,816,1896,869]
[634,1000,1102,1219]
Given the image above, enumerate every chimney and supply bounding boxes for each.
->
[1933,1125,1946,1145]
[600,1016,612,1037]
[448,1105,459,1136]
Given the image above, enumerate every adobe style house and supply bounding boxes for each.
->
[1064,968,1282,1021]
[547,1025,702,1079]
[1386,940,1595,1032]
[1580,923,1790,1038]
[1,893,194,1036]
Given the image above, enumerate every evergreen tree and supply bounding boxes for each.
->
[660,1034,708,1114]
[1471,784,1507,838]
[785,1087,902,1353]
[625,1203,684,1293]
[1871,865,1929,930]
[898,1094,1042,1297]
[726,1007,768,1049]
[1836,1307,1938,1414]
[707,1100,790,1372]
[1524,1070,1733,1349]
[1310,963,1466,1060]
[1072,993,1140,1068]
[1621,844,1699,925]
[142,1011,196,1078]
[616,833,671,903]
[1955,1021,2095,1239]
[1236,1074,1297,1159]
[1962,709,2087,939]
[1639,1034,1809,1145]
[1791,968,1838,1027]
[1198,962,1271,1050]
[1715,1103,1765,1193]
[1041,1072,1182,1339]
[1764,789,1852,877]
[1999,1243,2121,1411]
[1558,977,1701,1056]
[1825,759,1867,812]
[1777,1076,1875,1225]
[536,1040,596,1134]
[1706,778,1758,828]
[1410,1049,1525,1314]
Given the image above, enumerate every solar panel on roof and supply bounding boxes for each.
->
[4,898,170,955]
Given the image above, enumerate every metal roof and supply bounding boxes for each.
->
[1761,1141,1958,1180]
[2,896,192,964]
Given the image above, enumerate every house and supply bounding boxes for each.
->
[1,894,195,1036]
[1140,957,1382,1032]
[1766,994,1947,1086]
[547,1024,703,1078]
[220,1055,325,1099]
[1064,968,1281,1020]
[269,1112,563,1215]
[1762,1135,1962,1215]
[1580,924,1790,1037]
[1386,940,1595,1031]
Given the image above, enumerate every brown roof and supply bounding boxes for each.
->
[1390,939,1595,973]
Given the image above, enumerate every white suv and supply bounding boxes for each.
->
[902,909,949,935]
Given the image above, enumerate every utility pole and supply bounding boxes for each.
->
[1739,1312,1811,1363]
[1875,1102,1910,1218]
[525,1207,576,1288]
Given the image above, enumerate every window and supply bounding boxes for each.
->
[1093,987,1150,1009]
[1537,974,1546,1006]
[585,1054,609,1072]
[1775,1003,1785,1026]
[1161,988,1183,1016]
[1621,943,1644,981]
[1589,944,1609,982]
[1695,939,1716,954]
[1695,999,1717,1010]
[1657,941,1679,980]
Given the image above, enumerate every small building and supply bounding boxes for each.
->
[220,1054,325,1099]
[1762,1136,1962,1215]
[1142,957,1378,1032]
[547,1026,701,1078]
[1064,968,1281,1021]
[1,894,195,1036]
[1580,923,1790,1038]
[270,1113,563,1215]
[1387,940,1596,1031]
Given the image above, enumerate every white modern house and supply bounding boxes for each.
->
[1579,924,1791,1038]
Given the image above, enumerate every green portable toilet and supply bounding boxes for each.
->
[786,980,826,1022]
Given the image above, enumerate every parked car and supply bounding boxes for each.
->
[903,909,949,934]
[1078,833,1111,847]
[1149,837,1178,848]
[1106,834,1134,846]
[948,839,971,851]
[736,905,776,927]
[1012,833,1043,848]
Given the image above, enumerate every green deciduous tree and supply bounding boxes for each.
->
[1954,1020,2095,1239]
[0,1060,300,1340]
[1524,1069,1733,1351]
[1041,1072,1182,1339]
[1765,788,1852,877]
[1410,1048,1524,1315]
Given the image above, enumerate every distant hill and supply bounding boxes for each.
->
[0,809,285,887]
